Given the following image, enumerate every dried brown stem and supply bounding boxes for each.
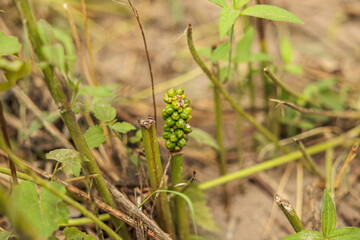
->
[271,98,360,119]
[334,143,358,188]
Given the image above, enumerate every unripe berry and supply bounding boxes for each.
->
[171,111,180,120]
[176,118,186,129]
[166,117,175,127]
[168,88,176,97]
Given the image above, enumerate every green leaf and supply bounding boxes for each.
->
[234,0,251,9]
[41,43,66,72]
[0,58,31,91]
[37,19,55,45]
[322,189,336,237]
[281,37,293,64]
[46,149,85,177]
[248,52,274,62]
[10,181,69,239]
[63,227,96,240]
[110,121,136,133]
[329,227,360,239]
[191,128,219,151]
[208,0,227,8]
[0,31,22,55]
[241,5,304,24]
[234,26,254,62]
[78,85,115,97]
[219,7,241,40]
[197,48,212,59]
[0,231,12,240]
[281,230,323,240]
[285,64,302,75]
[211,43,231,62]
[84,125,105,148]
[184,184,220,233]
[92,100,116,122]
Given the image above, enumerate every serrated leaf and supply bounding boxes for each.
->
[191,128,219,151]
[84,125,105,148]
[234,0,251,9]
[235,27,254,62]
[10,181,69,239]
[78,85,115,97]
[329,227,360,240]
[241,5,304,24]
[219,7,241,40]
[281,37,293,64]
[46,149,84,177]
[92,100,116,122]
[322,189,336,237]
[0,31,22,55]
[184,184,220,233]
[208,0,227,8]
[0,231,12,240]
[281,230,323,240]
[211,43,231,62]
[63,227,96,240]
[110,121,136,133]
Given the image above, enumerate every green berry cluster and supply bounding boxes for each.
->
[162,88,192,152]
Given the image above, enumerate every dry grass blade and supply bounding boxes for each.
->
[334,143,358,188]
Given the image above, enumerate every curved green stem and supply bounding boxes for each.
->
[186,24,288,154]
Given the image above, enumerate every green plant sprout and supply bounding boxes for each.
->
[280,190,360,240]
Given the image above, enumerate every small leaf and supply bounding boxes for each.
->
[219,7,241,40]
[197,48,212,59]
[191,128,219,150]
[241,5,304,24]
[184,184,220,233]
[208,0,227,8]
[321,189,337,237]
[0,58,31,91]
[285,64,302,75]
[10,181,69,239]
[248,52,274,62]
[46,149,84,177]
[281,37,293,65]
[110,121,136,133]
[84,125,105,148]
[330,227,360,240]
[92,100,116,122]
[281,230,323,240]
[234,27,254,62]
[211,43,231,62]
[0,31,22,55]
[63,227,96,240]
[78,85,115,97]
[37,19,55,45]
[41,43,66,72]
[234,0,251,9]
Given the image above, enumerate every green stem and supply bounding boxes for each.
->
[275,195,305,233]
[171,153,190,240]
[140,118,175,237]
[225,25,234,82]
[60,214,111,226]
[186,24,288,154]
[16,0,128,237]
[325,147,333,196]
[0,139,123,240]
[199,125,360,190]
[50,162,60,181]
[294,140,324,179]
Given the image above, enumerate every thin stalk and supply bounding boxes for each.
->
[0,135,123,240]
[15,1,128,237]
[236,78,244,192]
[225,25,234,82]
[325,146,334,197]
[296,162,303,219]
[199,124,360,189]
[186,24,288,154]
[171,152,190,240]
[139,118,175,237]
[60,214,111,226]
[334,143,358,188]
[274,195,305,233]
[294,139,324,179]
[0,100,18,185]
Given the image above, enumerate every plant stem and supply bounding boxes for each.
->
[15,1,128,237]
[0,135,123,240]
[274,194,305,233]
[186,24,288,154]
[0,100,18,185]
[325,146,334,197]
[60,213,111,226]
[334,143,358,189]
[171,153,190,240]
[199,125,360,189]
[139,118,175,237]
[294,139,324,179]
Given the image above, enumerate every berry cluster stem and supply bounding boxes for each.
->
[171,153,190,240]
